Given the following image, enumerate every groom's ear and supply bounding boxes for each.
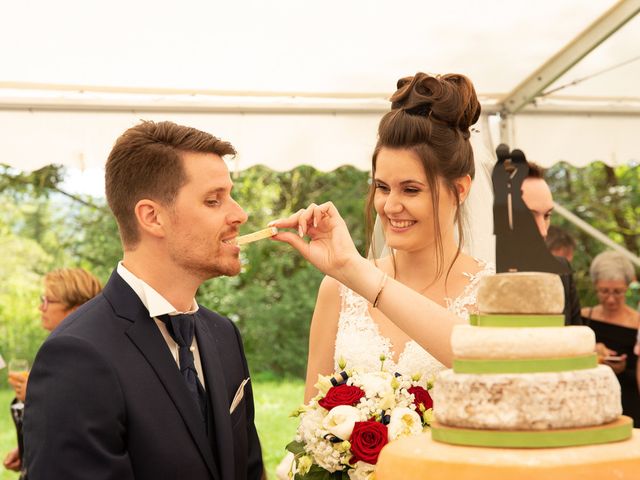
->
[134,198,167,240]
[454,175,472,204]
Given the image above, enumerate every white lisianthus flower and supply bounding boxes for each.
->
[387,407,423,440]
[348,461,376,480]
[358,372,393,398]
[322,405,360,440]
[378,390,396,411]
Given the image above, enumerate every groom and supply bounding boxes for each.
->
[23,121,264,480]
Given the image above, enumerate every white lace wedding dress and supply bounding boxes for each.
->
[334,259,494,383]
[276,259,494,479]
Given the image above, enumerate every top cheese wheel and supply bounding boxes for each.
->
[477,272,564,314]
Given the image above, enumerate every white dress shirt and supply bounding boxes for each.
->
[117,262,206,388]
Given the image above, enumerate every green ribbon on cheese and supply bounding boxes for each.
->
[453,354,597,374]
[470,314,564,328]
[430,416,633,449]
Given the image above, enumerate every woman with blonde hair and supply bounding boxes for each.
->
[3,267,102,479]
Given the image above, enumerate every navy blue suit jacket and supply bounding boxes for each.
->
[23,271,263,480]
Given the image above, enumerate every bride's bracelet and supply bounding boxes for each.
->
[372,272,388,308]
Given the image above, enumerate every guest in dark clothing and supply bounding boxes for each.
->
[3,268,102,480]
[546,225,576,263]
[582,250,640,427]
[520,163,582,326]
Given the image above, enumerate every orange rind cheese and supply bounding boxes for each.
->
[376,430,640,480]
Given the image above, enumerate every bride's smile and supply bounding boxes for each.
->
[373,146,463,254]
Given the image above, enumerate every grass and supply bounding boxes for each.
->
[0,376,304,479]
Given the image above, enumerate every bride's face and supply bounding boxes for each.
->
[373,147,460,253]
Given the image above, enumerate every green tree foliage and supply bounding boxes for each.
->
[2,160,638,378]
[0,163,369,379]
[546,162,640,307]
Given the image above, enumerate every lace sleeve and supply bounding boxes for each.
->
[446,260,495,321]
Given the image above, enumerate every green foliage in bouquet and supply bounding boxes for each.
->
[286,441,349,480]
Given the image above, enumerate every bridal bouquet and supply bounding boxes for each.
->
[286,361,434,480]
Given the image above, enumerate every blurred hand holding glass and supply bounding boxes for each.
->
[8,359,30,405]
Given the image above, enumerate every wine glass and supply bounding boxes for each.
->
[8,358,29,408]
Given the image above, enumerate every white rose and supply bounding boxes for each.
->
[358,372,393,398]
[322,405,360,440]
[387,407,423,441]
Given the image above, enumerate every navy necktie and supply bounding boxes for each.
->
[158,314,208,423]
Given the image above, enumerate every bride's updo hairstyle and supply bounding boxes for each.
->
[366,72,481,280]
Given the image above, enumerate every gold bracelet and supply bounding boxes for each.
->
[372,273,388,308]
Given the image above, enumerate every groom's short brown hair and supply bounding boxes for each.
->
[105,120,235,248]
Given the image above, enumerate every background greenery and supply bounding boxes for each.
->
[0,160,638,478]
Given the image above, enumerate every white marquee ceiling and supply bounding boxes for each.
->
[1,0,639,177]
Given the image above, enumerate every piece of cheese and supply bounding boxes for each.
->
[477,272,564,314]
[235,227,278,245]
[433,366,621,430]
[376,431,640,480]
[451,325,595,359]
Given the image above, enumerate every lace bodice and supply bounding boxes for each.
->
[334,260,494,386]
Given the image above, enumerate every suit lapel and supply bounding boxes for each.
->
[103,272,220,480]
[195,314,235,480]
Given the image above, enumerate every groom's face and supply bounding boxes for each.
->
[163,151,248,279]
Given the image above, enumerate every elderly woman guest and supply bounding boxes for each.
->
[3,268,102,478]
[582,251,640,426]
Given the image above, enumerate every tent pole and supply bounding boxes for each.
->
[498,113,512,147]
[553,202,640,268]
[499,0,640,115]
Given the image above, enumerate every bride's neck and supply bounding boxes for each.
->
[392,237,461,287]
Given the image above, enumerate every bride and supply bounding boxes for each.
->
[306,71,492,401]
[274,71,494,477]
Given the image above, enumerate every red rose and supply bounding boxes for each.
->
[408,386,433,411]
[349,420,388,464]
[318,384,365,410]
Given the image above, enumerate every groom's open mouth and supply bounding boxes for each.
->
[220,234,240,251]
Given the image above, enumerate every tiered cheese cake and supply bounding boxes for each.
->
[376,272,640,480]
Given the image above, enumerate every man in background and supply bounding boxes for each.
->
[521,162,582,326]
[546,225,576,263]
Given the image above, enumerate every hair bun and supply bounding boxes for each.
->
[390,72,481,135]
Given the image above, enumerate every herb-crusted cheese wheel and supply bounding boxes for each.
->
[433,366,621,430]
[477,272,564,314]
[451,325,595,359]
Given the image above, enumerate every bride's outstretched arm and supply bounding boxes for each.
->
[303,276,341,403]
[270,202,464,367]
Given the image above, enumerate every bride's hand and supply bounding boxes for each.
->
[269,202,362,282]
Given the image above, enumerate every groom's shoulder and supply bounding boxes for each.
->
[49,293,113,339]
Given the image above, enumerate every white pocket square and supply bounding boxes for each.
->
[229,377,250,414]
